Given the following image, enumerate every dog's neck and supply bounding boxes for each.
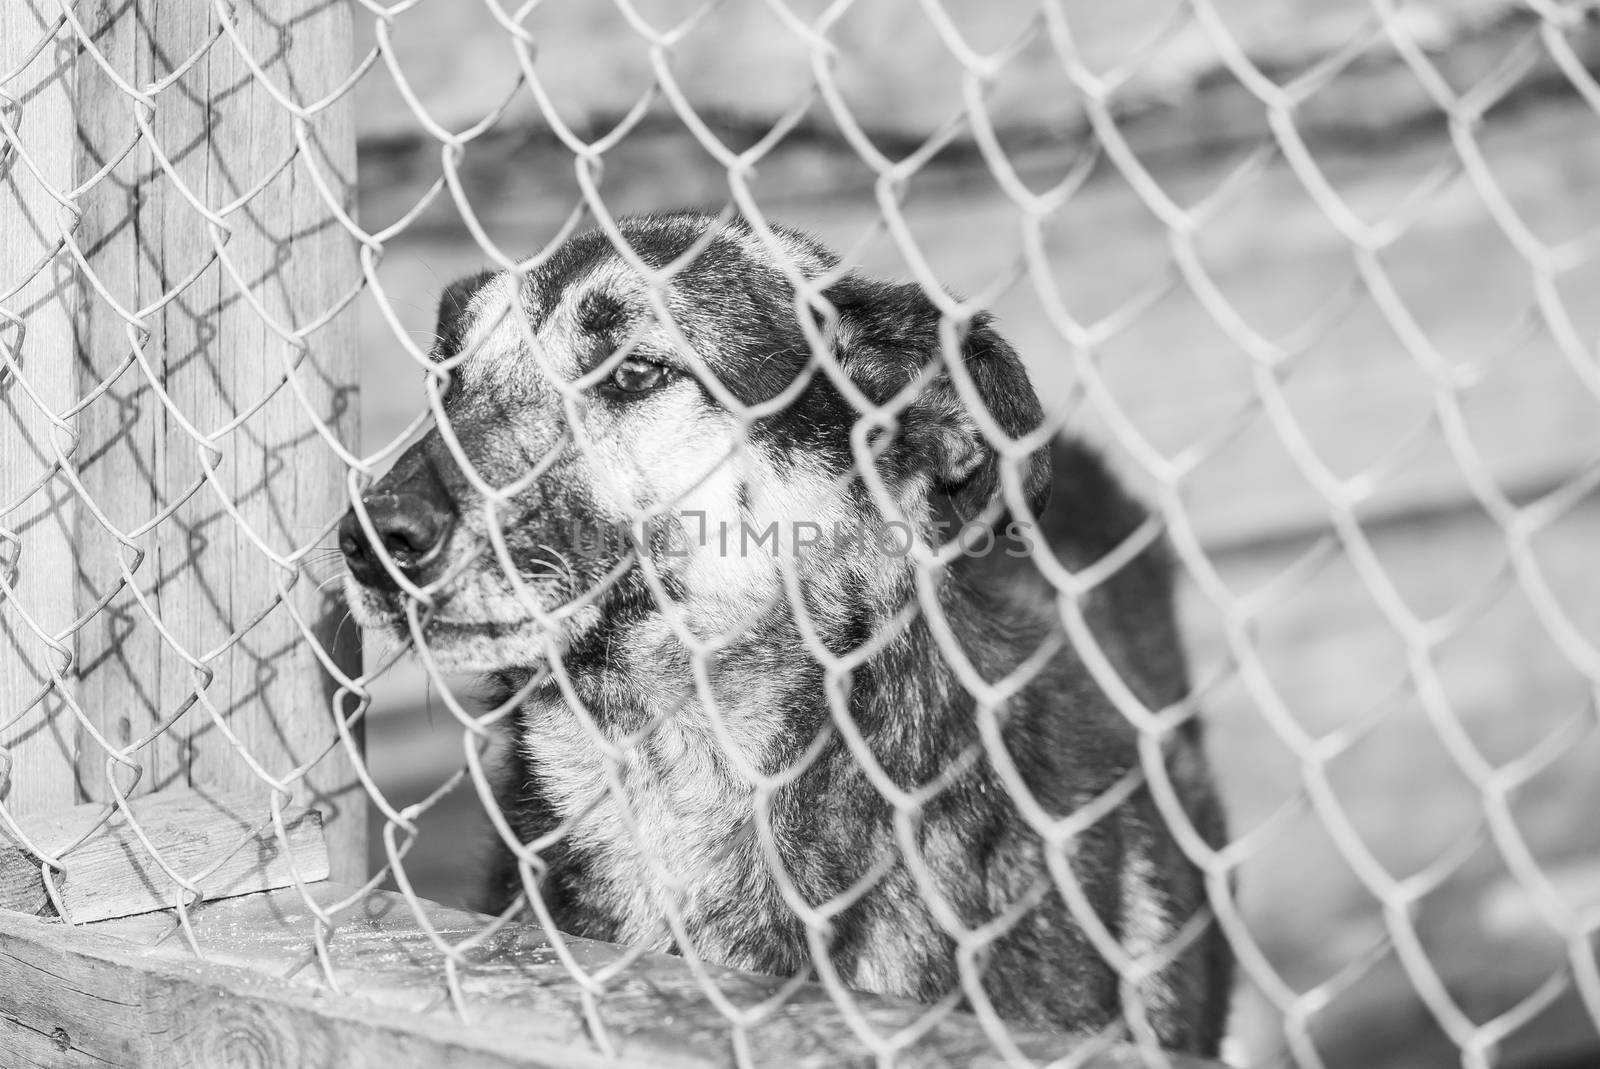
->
[489,551,1033,955]
[526,552,1002,759]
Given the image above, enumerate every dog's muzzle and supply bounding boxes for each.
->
[339,445,457,593]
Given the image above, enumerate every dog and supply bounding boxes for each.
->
[340,212,1232,1055]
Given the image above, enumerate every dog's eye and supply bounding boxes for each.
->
[604,357,674,396]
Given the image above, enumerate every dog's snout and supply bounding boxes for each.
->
[340,478,456,592]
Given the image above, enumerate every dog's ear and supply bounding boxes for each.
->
[433,270,497,358]
[827,278,1051,522]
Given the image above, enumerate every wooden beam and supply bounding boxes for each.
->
[1,0,83,829]
[0,912,561,1069]
[0,882,1226,1069]
[0,0,369,879]
[0,787,328,923]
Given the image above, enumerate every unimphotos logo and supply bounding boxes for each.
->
[541,512,1036,560]
[657,512,1035,560]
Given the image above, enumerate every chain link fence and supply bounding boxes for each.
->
[4,1,1600,1067]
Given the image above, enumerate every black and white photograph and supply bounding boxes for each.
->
[2,2,1599,1067]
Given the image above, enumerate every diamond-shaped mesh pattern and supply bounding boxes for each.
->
[3,2,1600,1067]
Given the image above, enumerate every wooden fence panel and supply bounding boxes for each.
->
[2,1,363,880]
[1,0,84,822]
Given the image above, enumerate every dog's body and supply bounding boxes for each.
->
[342,212,1231,1054]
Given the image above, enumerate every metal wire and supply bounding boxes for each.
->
[2,1,1599,1066]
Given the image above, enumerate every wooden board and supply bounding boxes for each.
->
[1,0,83,831]
[350,0,1539,143]
[57,0,366,880]
[2,1,366,888]
[0,882,1225,1069]
[0,787,328,923]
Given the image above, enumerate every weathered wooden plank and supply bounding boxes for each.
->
[351,2,1574,146]
[0,907,578,1069]
[0,787,328,923]
[0,925,149,1067]
[0,882,1224,1069]
[60,0,365,879]
[1,0,82,823]
[68,0,192,807]
[169,1,365,888]
[0,1016,96,1069]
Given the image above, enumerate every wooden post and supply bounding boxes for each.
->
[2,3,364,881]
[1,1,91,822]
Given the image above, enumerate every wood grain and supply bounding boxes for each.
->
[0,906,540,1069]
[62,1,365,879]
[0,3,83,827]
[0,786,328,923]
[0,882,1227,1069]
[350,0,1543,144]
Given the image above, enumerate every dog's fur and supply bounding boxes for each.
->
[342,212,1232,1054]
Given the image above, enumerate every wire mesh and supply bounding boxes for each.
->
[3,1,1600,1067]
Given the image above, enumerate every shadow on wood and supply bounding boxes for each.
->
[0,883,1229,1069]
[0,787,328,923]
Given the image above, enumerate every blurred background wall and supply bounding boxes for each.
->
[346,4,1600,1067]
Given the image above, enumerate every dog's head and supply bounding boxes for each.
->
[341,213,1050,672]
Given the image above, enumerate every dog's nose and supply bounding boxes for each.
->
[339,492,455,592]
